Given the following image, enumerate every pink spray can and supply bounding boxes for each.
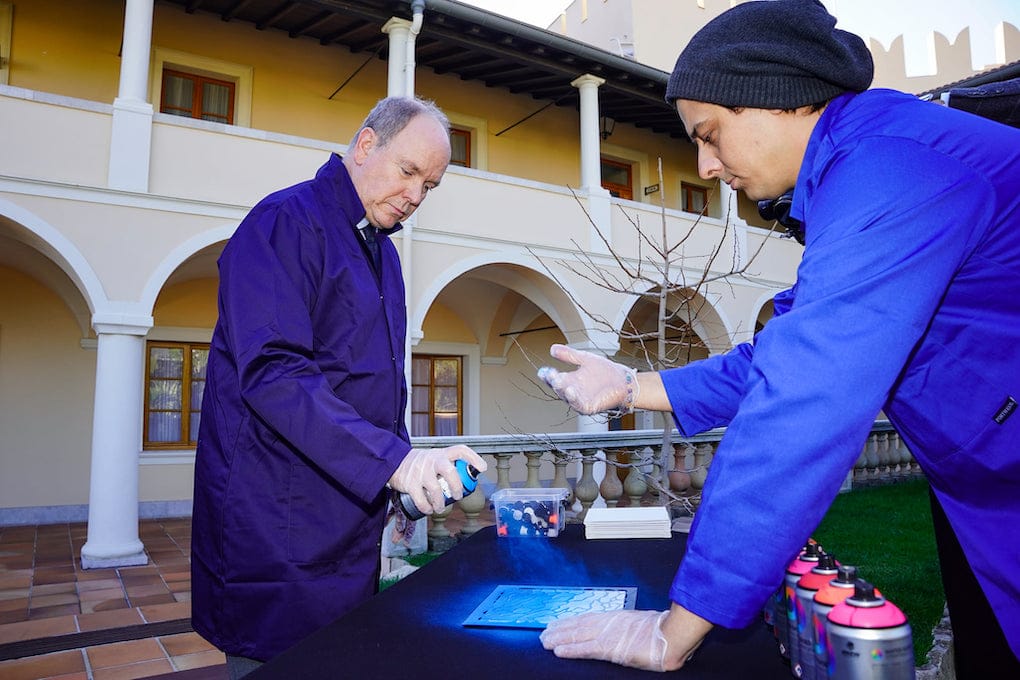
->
[779,542,824,664]
[793,553,840,679]
[825,580,914,680]
[813,565,861,678]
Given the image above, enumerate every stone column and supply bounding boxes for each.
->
[108,0,154,192]
[80,317,151,569]
[571,73,612,254]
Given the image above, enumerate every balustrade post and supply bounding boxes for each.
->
[574,449,600,522]
[623,447,648,506]
[493,452,514,491]
[876,432,891,481]
[599,450,624,507]
[427,503,456,552]
[456,483,487,536]
[552,450,573,494]
[864,434,880,483]
[524,450,544,488]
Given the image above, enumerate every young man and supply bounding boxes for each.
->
[191,97,487,678]
[538,0,1020,674]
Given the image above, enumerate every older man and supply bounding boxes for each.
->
[192,97,486,678]
[538,1,1020,675]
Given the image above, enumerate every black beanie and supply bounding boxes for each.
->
[665,0,873,109]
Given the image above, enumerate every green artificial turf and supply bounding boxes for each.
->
[811,477,943,667]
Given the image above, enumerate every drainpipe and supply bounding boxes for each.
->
[402,0,425,434]
[406,0,424,96]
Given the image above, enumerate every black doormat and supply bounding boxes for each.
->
[0,618,192,661]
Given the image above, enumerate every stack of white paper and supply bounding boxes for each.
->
[583,506,672,539]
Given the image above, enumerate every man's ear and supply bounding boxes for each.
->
[352,127,376,164]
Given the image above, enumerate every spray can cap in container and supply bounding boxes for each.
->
[787,542,824,575]
[398,459,480,521]
[828,580,907,627]
[814,565,862,606]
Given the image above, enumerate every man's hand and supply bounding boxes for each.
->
[537,344,638,415]
[388,445,487,516]
[540,604,712,672]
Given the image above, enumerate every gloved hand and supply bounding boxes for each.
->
[388,445,487,516]
[537,343,639,415]
[540,609,669,672]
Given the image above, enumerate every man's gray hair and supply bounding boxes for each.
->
[348,96,450,149]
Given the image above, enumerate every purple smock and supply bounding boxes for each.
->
[661,90,1020,657]
[191,154,411,660]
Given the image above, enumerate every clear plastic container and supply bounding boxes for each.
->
[491,487,570,537]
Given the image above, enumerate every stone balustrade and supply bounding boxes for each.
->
[410,420,921,548]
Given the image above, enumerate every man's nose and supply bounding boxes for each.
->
[698,152,722,180]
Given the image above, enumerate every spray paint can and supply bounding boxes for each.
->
[779,542,824,663]
[826,580,914,680]
[813,565,862,679]
[794,553,840,679]
[398,459,479,521]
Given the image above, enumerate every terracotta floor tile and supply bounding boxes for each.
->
[32,566,77,586]
[118,566,160,578]
[158,631,216,657]
[0,527,37,542]
[79,587,127,602]
[41,673,89,680]
[128,594,176,608]
[171,649,226,671]
[31,592,81,608]
[90,658,174,680]
[86,638,165,669]
[0,608,29,625]
[31,582,78,597]
[125,584,170,598]
[77,578,124,593]
[0,557,34,570]
[0,614,78,643]
[0,595,29,612]
[76,607,144,632]
[0,587,31,602]
[0,569,34,589]
[172,592,192,603]
[160,570,191,583]
[28,603,81,620]
[0,649,85,680]
[80,598,129,615]
[139,600,190,623]
[76,568,119,582]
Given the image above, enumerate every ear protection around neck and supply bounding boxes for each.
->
[757,191,804,245]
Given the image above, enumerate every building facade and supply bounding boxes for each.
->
[0,0,804,565]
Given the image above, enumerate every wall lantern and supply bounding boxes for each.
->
[600,115,615,140]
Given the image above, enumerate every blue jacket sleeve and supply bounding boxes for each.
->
[668,136,994,628]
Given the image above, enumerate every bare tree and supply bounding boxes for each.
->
[528,158,779,511]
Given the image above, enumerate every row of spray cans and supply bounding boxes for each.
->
[764,541,915,679]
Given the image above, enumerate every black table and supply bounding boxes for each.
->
[248,525,791,679]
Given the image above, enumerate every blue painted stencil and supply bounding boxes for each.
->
[462,585,637,629]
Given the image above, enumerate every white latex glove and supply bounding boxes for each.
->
[537,343,639,415]
[388,445,487,516]
[540,609,669,672]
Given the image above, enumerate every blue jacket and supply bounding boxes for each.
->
[661,90,1020,657]
[191,154,411,660]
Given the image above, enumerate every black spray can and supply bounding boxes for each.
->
[398,459,479,521]
[825,580,914,680]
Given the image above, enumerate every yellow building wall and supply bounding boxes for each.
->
[0,267,95,508]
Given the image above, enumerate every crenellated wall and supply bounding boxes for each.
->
[871,22,1020,92]
[554,1,1020,95]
